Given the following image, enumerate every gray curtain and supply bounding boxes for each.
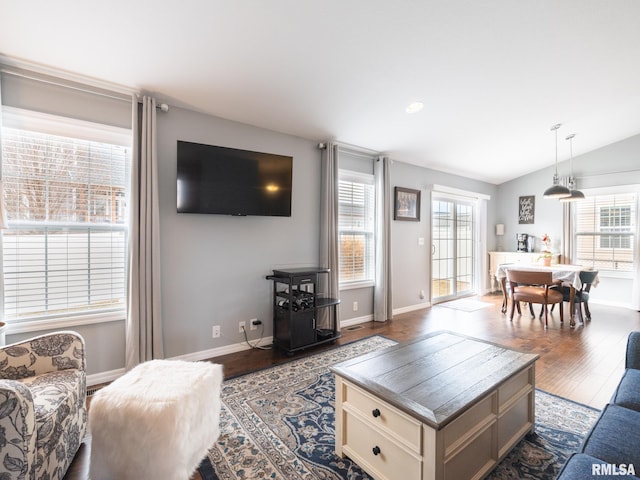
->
[374,156,392,322]
[319,142,340,331]
[562,202,573,264]
[126,95,163,369]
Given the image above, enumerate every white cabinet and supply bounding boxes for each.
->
[488,252,559,291]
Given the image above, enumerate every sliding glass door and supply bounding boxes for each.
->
[432,198,475,302]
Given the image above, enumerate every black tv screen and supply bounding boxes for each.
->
[177,140,293,216]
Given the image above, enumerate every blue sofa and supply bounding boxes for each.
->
[557,331,640,479]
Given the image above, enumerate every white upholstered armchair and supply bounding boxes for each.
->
[0,331,87,480]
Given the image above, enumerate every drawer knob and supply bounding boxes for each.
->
[372,408,381,418]
[372,446,381,456]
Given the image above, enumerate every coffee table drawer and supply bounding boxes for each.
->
[343,410,422,480]
[343,381,422,452]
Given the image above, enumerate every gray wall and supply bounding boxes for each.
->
[389,161,497,310]
[1,71,131,129]
[159,107,322,358]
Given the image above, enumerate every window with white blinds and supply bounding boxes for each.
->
[574,191,637,273]
[338,170,375,286]
[1,111,130,322]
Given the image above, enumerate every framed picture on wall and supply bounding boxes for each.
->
[518,195,535,224]
[394,187,421,221]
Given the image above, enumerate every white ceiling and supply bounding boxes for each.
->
[2,0,640,184]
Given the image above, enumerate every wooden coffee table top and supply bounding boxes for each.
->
[330,331,539,429]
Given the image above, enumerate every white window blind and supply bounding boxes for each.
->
[1,120,130,321]
[574,192,636,273]
[338,171,375,285]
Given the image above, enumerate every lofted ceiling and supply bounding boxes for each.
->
[1,0,640,184]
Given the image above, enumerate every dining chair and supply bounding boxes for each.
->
[507,269,564,328]
[497,263,515,313]
[550,270,599,324]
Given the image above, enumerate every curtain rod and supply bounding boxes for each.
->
[138,99,169,112]
[317,141,381,158]
[0,64,133,103]
[1,67,169,112]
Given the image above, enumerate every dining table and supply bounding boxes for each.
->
[495,263,599,327]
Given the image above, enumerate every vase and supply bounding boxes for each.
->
[542,257,551,266]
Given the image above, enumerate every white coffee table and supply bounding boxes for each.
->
[330,331,539,480]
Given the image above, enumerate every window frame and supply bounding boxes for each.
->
[573,186,639,279]
[599,205,632,249]
[1,107,132,333]
[338,169,375,289]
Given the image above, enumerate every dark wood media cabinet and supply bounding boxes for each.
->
[266,267,340,355]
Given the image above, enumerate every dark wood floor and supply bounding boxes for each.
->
[64,292,640,479]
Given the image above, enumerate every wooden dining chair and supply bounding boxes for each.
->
[507,269,564,328]
[550,270,599,323]
[498,263,515,313]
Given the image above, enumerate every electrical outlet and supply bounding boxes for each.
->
[239,321,246,333]
[250,318,258,331]
[212,325,220,338]
[353,301,358,311]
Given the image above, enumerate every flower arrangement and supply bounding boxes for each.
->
[541,234,551,256]
[539,234,552,264]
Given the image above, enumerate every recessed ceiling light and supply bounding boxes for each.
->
[406,102,424,114]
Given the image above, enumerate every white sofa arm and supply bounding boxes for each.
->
[0,380,37,479]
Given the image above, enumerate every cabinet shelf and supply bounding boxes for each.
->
[316,297,340,308]
[267,267,341,355]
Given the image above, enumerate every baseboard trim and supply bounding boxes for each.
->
[86,336,274,387]
[88,305,436,387]
[393,302,430,315]
[87,368,126,387]
[171,336,274,362]
[589,299,638,310]
[86,314,386,387]
[340,314,373,327]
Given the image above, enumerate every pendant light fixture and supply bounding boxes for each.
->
[560,133,585,202]
[543,123,571,199]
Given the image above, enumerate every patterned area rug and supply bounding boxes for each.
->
[198,335,600,480]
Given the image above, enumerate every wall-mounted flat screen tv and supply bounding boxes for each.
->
[177,140,293,217]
